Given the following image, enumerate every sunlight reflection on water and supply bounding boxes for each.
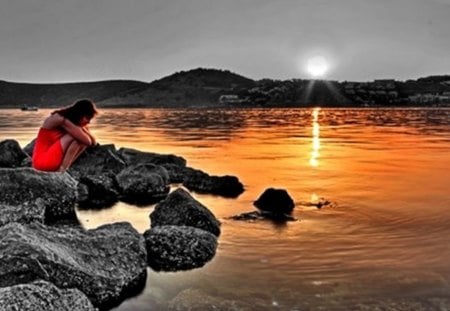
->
[1,107,450,310]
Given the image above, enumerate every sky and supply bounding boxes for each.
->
[1,0,449,83]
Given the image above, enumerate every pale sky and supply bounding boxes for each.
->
[1,0,449,83]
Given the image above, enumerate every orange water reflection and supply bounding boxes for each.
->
[309,107,321,167]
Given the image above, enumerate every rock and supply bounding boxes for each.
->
[0,139,30,168]
[150,188,221,236]
[0,280,97,311]
[161,163,189,183]
[0,168,78,221]
[229,211,297,222]
[118,147,187,167]
[0,200,46,226]
[183,168,244,198]
[68,144,126,180]
[115,163,170,205]
[253,188,295,216]
[23,138,36,157]
[77,174,119,209]
[0,222,147,310]
[144,225,217,271]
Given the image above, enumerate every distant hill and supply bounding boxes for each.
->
[0,69,449,108]
[0,80,149,108]
[97,68,256,107]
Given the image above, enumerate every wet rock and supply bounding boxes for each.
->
[254,188,295,216]
[161,163,190,183]
[229,211,297,222]
[0,222,147,310]
[115,163,170,205]
[0,168,78,221]
[68,144,126,180]
[118,147,187,167]
[0,139,30,168]
[150,188,221,236]
[0,200,46,226]
[144,225,217,271]
[0,280,97,311]
[77,174,119,209]
[183,168,244,198]
[23,138,36,157]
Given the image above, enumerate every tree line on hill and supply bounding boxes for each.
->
[0,69,449,108]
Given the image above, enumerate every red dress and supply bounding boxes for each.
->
[32,127,65,171]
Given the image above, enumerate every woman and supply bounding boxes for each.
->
[32,99,98,172]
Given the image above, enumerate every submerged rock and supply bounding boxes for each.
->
[0,222,147,310]
[0,168,78,221]
[183,168,244,198]
[144,225,217,271]
[168,288,254,311]
[229,211,297,222]
[115,163,170,205]
[0,280,97,311]
[118,147,187,167]
[0,139,29,168]
[150,188,221,236]
[254,188,295,216]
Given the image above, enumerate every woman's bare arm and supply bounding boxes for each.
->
[82,127,96,145]
[60,117,93,146]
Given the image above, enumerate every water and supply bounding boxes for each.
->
[1,108,450,310]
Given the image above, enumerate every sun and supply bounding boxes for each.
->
[306,55,328,78]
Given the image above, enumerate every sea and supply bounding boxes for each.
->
[1,107,450,310]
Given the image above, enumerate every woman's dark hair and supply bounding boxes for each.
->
[53,99,98,125]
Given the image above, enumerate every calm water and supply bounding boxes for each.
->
[1,108,450,310]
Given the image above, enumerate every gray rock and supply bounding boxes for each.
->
[23,138,36,157]
[0,139,30,168]
[68,144,126,180]
[0,168,78,221]
[150,188,221,236]
[0,280,97,311]
[229,211,297,222]
[0,200,46,226]
[0,222,147,310]
[77,174,119,209]
[118,147,187,167]
[183,168,244,198]
[115,163,170,205]
[144,225,217,271]
[161,163,190,183]
[253,188,295,216]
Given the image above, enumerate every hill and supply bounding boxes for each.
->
[0,80,149,108]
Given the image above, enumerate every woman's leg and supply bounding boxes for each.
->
[58,134,88,171]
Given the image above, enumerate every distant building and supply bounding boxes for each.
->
[219,94,242,104]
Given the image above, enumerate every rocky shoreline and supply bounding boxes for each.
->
[0,139,248,310]
[0,138,301,310]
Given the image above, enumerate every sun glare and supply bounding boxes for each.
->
[306,56,328,78]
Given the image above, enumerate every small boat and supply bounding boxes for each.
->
[21,106,39,111]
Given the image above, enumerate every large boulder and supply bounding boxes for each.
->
[144,225,217,271]
[0,139,29,168]
[0,280,96,311]
[253,188,295,216]
[0,222,147,310]
[118,147,187,167]
[0,200,46,226]
[183,168,244,198]
[68,144,126,180]
[115,163,170,205]
[0,168,78,221]
[150,188,221,236]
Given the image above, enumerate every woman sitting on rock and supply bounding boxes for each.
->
[32,99,98,172]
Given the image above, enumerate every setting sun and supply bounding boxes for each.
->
[306,55,328,78]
